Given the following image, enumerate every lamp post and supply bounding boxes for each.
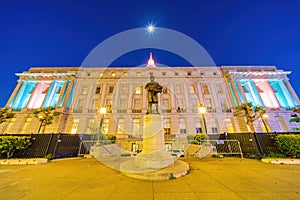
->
[261,114,269,133]
[199,105,207,135]
[97,107,107,142]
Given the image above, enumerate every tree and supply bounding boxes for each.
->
[31,106,61,134]
[0,136,31,159]
[289,108,300,123]
[233,102,266,133]
[0,107,15,125]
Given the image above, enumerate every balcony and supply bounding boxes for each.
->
[162,109,171,113]
[132,109,142,113]
[177,109,186,113]
[73,109,83,113]
[117,109,127,113]
[222,108,232,113]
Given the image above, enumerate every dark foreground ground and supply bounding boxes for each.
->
[0,157,299,200]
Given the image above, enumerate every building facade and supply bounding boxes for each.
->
[1,56,299,139]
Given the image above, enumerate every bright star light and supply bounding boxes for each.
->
[146,23,156,35]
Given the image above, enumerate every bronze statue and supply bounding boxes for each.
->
[145,76,162,114]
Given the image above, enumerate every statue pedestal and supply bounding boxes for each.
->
[120,114,188,180]
[134,114,173,169]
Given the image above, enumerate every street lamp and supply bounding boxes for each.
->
[199,105,207,135]
[97,107,107,142]
[261,114,269,133]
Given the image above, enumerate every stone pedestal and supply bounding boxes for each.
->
[120,113,189,180]
[134,114,174,169]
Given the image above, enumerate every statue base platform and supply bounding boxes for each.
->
[134,150,174,169]
[120,159,189,180]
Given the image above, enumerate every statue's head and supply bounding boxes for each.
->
[150,75,155,82]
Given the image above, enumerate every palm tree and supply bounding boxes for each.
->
[233,102,266,133]
[31,106,61,133]
[0,107,15,125]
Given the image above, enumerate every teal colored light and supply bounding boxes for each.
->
[239,79,263,106]
[269,80,288,107]
[42,80,65,108]
[59,81,69,107]
[66,83,75,108]
[11,81,37,109]
[234,80,245,104]
[228,82,238,107]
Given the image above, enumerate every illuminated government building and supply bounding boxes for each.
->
[1,54,299,139]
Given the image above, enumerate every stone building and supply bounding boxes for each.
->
[1,54,299,141]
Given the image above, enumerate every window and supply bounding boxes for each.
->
[5,118,16,133]
[21,118,32,133]
[71,119,79,134]
[111,72,116,77]
[175,84,183,94]
[96,86,101,94]
[132,143,139,152]
[133,118,140,135]
[135,86,141,94]
[191,99,198,110]
[133,99,141,109]
[165,143,172,151]
[162,72,166,76]
[175,72,178,76]
[136,72,141,76]
[163,87,168,94]
[164,118,171,135]
[108,86,114,94]
[163,99,170,109]
[179,118,186,134]
[106,99,112,108]
[121,85,129,95]
[177,99,184,109]
[187,71,192,76]
[82,85,88,94]
[189,85,196,93]
[211,119,218,133]
[102,118,110,134]
[119,99,127,109]
[202,84,210,94]
[117,118,125,134]
[216,84,223,93]
[87,119,97,134]
[213,72,217,75]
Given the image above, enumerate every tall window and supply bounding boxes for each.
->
[82,85,88,94]
[163,118,171,135]
[175,84,183,94]
[121,85,129,95]
[211,118,218,133]
[202,84,210,94]
[108,86,114,94]
[135,86,142,94]
[189,85,196,93]
[119,99,127,110]
[71,119,79,134]
[117,118,125,134]
[5,118,16,133]
[133,118,140,135]
[133,99,141,109]
[95,85,101,94]
[179,118,187,134]
[102,118,110,134]
[191,99,198,110]
[21,118,32,133]
[163,99,170,109]
[195,118,202,133]
[177,99,184,109]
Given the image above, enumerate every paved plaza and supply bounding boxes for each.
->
[0,157,300,200]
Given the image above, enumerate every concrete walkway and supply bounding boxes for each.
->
[0,157,299,200]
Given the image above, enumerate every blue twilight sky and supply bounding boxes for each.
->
[0,0,300,107]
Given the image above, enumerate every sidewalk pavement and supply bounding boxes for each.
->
[0,157,299,200]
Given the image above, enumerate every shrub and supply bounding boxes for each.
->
[262,152,286,158]
[0,136,32,159]
[187,134,206,144]
[275,134,300,157]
